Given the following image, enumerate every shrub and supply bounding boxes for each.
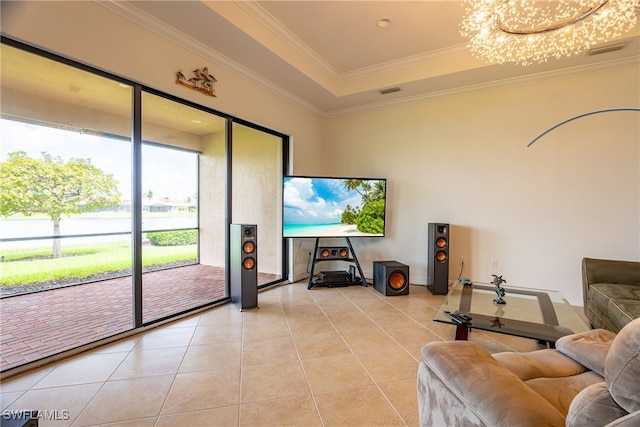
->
[146,230,197,246]
[355,199,385,234]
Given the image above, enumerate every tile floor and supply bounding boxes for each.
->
[1,281,554,426]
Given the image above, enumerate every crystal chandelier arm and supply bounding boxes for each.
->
[526,108,640,147]
[495,0,611,35]
[461,0,640,65]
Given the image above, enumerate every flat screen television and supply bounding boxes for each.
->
[283,176,387,238]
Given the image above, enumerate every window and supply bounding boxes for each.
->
[0,39,288,373]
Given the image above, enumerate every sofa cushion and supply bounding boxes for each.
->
[608,299,640,330]
[525,371,604,416]
[566,382,629,427]
[589,283,640,315]
[420,341,565,427]
[556,328,616,376]
[493,348,588,380]
[605,317,640,413]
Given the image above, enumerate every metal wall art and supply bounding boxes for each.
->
[176,67,217,97]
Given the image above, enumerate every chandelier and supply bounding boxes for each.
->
[460,0,640,65]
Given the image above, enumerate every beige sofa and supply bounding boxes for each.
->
[582,257,640,332]
[417,317,640,427]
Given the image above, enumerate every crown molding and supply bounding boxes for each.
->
[324,56,640,117]
[233,1,473,84]
[97,1,323,116]
[339,44,471,82]
[97,1,638,119]
[233,1,340,79]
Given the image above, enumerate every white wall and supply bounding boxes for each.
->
[3,1,638,305]
[320,67,639,305]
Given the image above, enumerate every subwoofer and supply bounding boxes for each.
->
[230,224,258,310]
[373,261,409,296]
[427,223,449,295]
[318,246,350,260]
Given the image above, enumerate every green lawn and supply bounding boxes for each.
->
[1,242,197,286]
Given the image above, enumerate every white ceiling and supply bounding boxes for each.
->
[97,1,640,114]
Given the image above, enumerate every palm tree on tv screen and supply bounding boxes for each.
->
[342,179,385,234]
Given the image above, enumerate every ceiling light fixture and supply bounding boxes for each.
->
[460,0,640,65]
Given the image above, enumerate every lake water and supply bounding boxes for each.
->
[0,216,197,250]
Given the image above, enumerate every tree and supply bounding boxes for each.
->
[0,151,121,258]
[342,179,386,234]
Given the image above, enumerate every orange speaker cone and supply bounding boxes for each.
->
[339,248,348,257]
[321,249,330,258]
[389,272,406,290]
[243,241,255,254]
[243,257,255,270]
[436,237,447,248]
[436,251,447,262]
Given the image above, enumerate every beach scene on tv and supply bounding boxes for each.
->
[283,177,386,238]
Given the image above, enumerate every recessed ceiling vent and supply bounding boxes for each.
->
[379,87,401,95]
[587,42,627,56]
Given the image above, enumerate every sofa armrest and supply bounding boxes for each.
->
[418,341,565,427]
[582,258,640,308]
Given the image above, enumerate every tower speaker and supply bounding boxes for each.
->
[230,224,258,310]
[373,261,410,296]
[427,223,449,295]
[318,246,350,260]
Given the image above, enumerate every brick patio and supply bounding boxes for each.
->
[0,265,277,372]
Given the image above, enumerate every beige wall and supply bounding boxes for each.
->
[199,131,226,268]
[3,1,638,304]
[231,124,284,275]
[320,67,639,305]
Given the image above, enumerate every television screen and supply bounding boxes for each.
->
[283,176,387,238]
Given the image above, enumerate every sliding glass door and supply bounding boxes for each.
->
[140,92,227,322]
[231,122,285,287]
[0,38,288,372]
[0,43,134,367]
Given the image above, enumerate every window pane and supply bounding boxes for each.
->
[141,92,226,322]
[0,44,133,370]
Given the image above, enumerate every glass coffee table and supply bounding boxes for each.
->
[434,281,590,347]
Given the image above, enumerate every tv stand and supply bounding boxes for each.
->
[307,237,368,289]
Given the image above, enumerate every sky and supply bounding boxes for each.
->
[0,118,197,201]
[283,177,367,225]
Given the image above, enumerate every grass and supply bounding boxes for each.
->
[1,242,197,286]
[2,246,101,262]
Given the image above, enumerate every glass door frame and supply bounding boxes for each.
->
[2,36,291,333]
